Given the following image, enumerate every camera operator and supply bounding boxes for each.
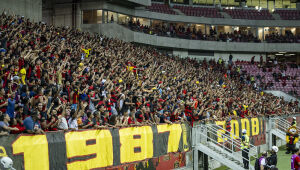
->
[266,146,278,170]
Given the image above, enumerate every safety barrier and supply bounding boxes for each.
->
[0,123,191,170]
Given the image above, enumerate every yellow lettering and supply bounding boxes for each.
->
[65,130,113,170]
[12,135,49,170]
[0,146,7,157]
[241,118,250,136]
[260,118,264,133]
[157,124,182,153]
[251,118,260,136]
[181,124,189,152]
[119,126,153,163]
[230,120,240,139]
[216,121,226,142]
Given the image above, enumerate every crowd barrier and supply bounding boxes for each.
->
[0,116,298,170]
[0,123,191,170]
[215,117,266,145]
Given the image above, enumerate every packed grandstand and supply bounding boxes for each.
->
[0,11,298,135]
[0,0,299,170]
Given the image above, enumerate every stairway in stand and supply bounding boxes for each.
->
[193,124,257,170]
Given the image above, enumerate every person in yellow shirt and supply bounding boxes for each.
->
[243,104,248,111]
[20,66,26,85]
[232,110,237,116]
[82,48,91,58]
[241,129,250,169]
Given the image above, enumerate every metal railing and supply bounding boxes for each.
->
[194,123,258,168]
[271,117,300,133]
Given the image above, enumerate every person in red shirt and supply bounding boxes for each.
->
[35,61,41,79]
[292,148,300,170]
[128,112,138,125]
[10,117,25,134]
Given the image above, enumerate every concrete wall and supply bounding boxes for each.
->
[264,90,300,106]
[46,1,300,29]
[214,52,266,62]
[174,50,189,58]
[80,1,300,27]
[91,23,300,53]
[188,52,266,62]
[81,24,102,34]
[128,0,151,6]
[53,3,73,27]
[0,0,42,22]
[42,0,81,28]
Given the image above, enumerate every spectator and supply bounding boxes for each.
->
[0,114,19,133]
[57,104,68,130]
[266,146,278,169]
[0,12,296,137]
[291,148,300,170]
[23,112,44,134]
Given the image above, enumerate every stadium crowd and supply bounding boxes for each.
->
[127,19,300,43]
[0,12,299,135]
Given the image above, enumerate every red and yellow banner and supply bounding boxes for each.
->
[0,123,191,170]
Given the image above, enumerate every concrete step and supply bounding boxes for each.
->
[173,9,185,15]
[220,11,232,19]
[196,143,245,170]
[174,166,193,170]
[271,13,281,20]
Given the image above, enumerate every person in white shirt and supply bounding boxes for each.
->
[57,105,68,130]
[68,108,84,131]
[260,151,267,170]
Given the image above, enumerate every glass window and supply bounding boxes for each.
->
[103,10,108,23]
[118,14,129,25]
[275,0,283,9]
[193,0,207,5]
[136,18,150,26]
[283,0,290,8]
[260,0,267,9]
[82,10,102,24]
[264,27,270,39]
[258,27,263,40]
[221,0,228,6]
[267,1,275,11]
[171,0,187,4]
[215,0,221,5]
[296,28,300,35]
[206,0,214,5]
[251,0,260,7]
[224,25,233,33]
[227,0,239,6]
[108,11,117,23]
[194,24,206,33]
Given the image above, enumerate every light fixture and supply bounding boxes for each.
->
[275,53,284,55]
[278,52,286,53]
[290,54,295,55]
[291,28,296,32]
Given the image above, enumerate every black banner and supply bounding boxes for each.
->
[215,117,266,145]
[0,123,191,170]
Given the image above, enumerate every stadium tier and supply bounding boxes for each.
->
[223,9,274,20]
[173,5,224,18]
[146,3,177,14]
[274,9,300,20]
[0,0,299,170]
